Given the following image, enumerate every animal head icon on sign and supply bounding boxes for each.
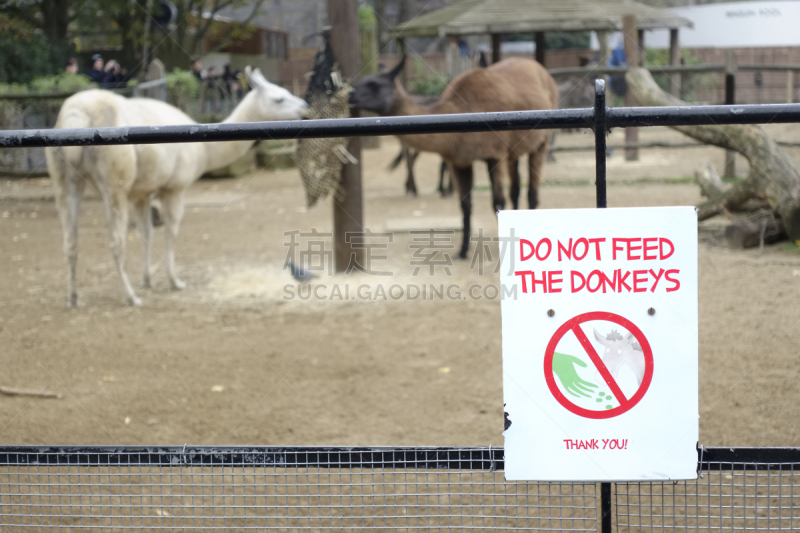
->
[593,328,645,386]
[543,311,654,419]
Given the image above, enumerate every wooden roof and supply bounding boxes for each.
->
[391,0,692,38]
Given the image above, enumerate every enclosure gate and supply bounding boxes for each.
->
[2,81,800,531]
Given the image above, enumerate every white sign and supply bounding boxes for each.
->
[499,207,698,482]
[592,1,800,50]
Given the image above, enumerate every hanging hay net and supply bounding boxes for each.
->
[295,29,356,208]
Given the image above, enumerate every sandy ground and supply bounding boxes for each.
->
[0,127,799,449]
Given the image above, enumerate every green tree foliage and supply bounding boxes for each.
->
[0,31,53,84]
[0,0,95,78]
[644,47,716,103]
[0,0,269,81]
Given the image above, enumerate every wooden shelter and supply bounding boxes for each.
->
[389,0,692,75]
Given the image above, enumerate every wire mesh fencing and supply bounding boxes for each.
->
[2,446,799,531]
[0,446,597,531]
[615,449,800,532]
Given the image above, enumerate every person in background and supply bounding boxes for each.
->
[86,54,107,84]
[65,58,78,75]
[101,59,124,89]
[608,42,628,106]
[119,65,132,84]
[191,59,205,81]
[222,65,235,98]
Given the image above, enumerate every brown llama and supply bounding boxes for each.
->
[350,56,558,258]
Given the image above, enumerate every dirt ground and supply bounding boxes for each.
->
[0,126,799,449]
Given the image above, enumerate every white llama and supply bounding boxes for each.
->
[45,67,307,307]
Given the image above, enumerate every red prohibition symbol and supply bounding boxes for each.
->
[543,311,654,419]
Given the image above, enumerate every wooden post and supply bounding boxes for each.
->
[597,31,609,65]
[445,34,460,79]
[397,37,407,88]
[669,28,680,97]
[491,34,502,64]
[359,6,378,76]
[637,29,645,66]
[725,49,737,179]
[623,15,639,161]
[597,30,609,91]
[787,68,794,104]
[535,32,546,66]
[328,0,365,272]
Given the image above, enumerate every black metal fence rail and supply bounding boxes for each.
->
[2,102,800,148]
[0,445,797,469]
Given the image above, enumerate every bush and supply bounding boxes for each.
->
[166,68,200,108]
[408,56,448,96]
[29,72,92,93]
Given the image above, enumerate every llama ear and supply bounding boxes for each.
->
[245,66,269,91]
[244,66,257,90]
[388,56,406,80]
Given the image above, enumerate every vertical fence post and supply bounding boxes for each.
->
[491,34,502,64]
[535,32,546,67]
[669,29,681,97]
[601,481,612,532]
[329,0,365,272]
[622,15,639,162]
[594,79,607,209]
[595,76,612,533]
[724,50,737,179]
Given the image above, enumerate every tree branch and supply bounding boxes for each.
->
[626,67,800,240]
[202,0,265,55]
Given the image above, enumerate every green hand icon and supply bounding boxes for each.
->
[552,352,598,398]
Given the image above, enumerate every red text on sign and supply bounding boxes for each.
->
[563,439,629,450]
[514,269,680,293]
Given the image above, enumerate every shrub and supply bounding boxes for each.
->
[29,72,92,93]
[408,56,448,96]
[166,68,200,108]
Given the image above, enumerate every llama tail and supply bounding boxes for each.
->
[46,100,100,181]
[388,147,405,171]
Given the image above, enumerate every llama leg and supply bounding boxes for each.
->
[509,158,521,210]
[405,147,418,196]
[485,158,505,213]
[528,136,551,209]
[160,189,187,290]
[452,163,474,259]
[102,188,141,306]
[546,130,557,162]
[53,170,86,307]
[438,160,453,197]
[135,197,153,288]
[445,162,454,195]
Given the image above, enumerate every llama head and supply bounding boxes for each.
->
[349,56,406,115]
[242,66,307,121]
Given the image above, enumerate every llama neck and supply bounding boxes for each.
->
[202,92,260,173]
[390,82,457,156]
